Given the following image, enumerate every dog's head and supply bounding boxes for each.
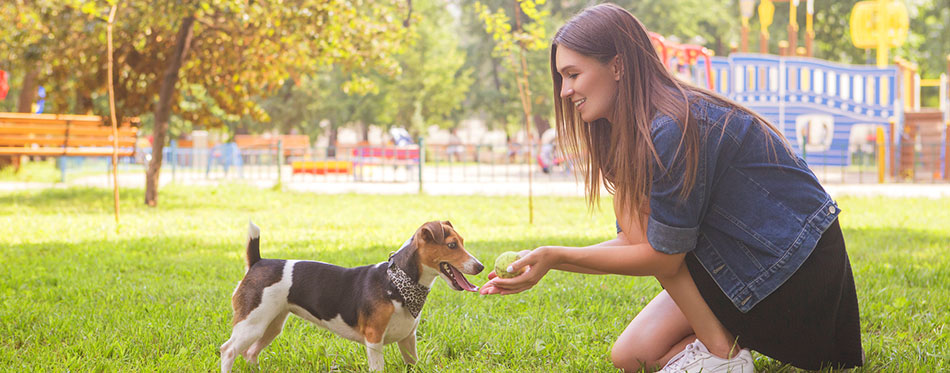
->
[411,220,483,291]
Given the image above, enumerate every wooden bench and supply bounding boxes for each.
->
[234,134,310,158]
[351,145,420,166]
[291,160,353,175]
[0,112,139,171]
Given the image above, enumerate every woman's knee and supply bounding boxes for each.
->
[610,335,653,371]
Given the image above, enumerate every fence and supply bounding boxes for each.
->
[137,134,923,187]
[150,139,576,185]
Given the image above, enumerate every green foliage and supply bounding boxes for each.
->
[618,0,738,56]
[902,0,950,78]
[236,0,473,140]
[383,0,474,134]
[474,0,549,57]
[0,185,949,371]
[2,0,949,139]
[472,0,550,135]
[0,0,411,130]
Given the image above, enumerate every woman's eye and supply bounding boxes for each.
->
[569,73,579,79]
[448,242,458,249]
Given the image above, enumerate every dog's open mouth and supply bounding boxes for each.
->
[439,262,478,292]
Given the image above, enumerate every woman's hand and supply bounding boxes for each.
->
[479,247,559,295]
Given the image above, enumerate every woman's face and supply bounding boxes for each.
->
[555,46,620,123]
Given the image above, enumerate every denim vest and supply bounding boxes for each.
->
[622,98,839,313]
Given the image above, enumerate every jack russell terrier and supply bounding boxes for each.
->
[220,220,483,372]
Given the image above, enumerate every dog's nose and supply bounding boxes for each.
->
[472,261,484,274]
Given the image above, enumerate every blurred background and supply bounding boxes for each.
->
[1,0,948,190]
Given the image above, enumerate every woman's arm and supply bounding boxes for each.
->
[553,197,662,275]
[482,241,684,295]
[550,237,625,275]
[542,241,684,277]
[550,234,634,274]
[480,198,685,295]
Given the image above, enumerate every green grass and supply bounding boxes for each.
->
[0,184,947,372]
[0,158,142,183]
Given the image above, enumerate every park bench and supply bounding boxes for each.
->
[234,134,310,158]
[351,145,420,166]
[0,112,139,172]
[291,160,353,175]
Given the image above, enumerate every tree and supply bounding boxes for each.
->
[235,0,472,149]
[1,0,412,206]
[382,0,473,137]
[457,0,738,138]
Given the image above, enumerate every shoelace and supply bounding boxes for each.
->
[660,342,700,372]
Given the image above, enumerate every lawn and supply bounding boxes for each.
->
[0,184,947,372]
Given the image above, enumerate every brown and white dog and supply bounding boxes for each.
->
[220,220,483,372]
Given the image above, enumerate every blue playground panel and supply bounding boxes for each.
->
[697,54,904,167]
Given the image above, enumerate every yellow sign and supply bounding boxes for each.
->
[758,0,775,32]
[850,0,909,49]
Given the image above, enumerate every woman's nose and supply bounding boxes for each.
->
[560,86,574,98]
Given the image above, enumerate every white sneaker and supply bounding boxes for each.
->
[658,339,754,373]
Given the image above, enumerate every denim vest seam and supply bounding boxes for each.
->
[699,101,748,145]
[736,239,766,271]
[731,166,806,225]
[744,198,835,297]
[715,199,836,312]
[710,204,783,254]
[696,234,744,299]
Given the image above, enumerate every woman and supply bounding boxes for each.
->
[479,4,863,372]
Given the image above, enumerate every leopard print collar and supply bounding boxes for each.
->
[387,260,429,318]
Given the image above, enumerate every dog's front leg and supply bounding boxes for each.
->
[397,328,417,365]
[364,340,385,371]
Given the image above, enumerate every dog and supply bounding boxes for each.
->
[220,220,483,372]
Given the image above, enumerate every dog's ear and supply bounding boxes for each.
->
[443,220,453,229]
[420,221,444,244]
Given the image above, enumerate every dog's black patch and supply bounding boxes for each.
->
[288,261,391,327]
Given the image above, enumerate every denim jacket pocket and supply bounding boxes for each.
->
[710,166,803,257]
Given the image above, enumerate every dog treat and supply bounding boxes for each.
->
[494,251,524,279]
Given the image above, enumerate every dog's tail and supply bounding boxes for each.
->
[246,221,262,269]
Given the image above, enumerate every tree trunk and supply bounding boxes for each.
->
[76,87,95,114]
[359,121,369,142]
[327,125,338,158]
[145,16,195,207]
[17,66,40,113]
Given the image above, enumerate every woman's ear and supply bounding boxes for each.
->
[611,56,622,81]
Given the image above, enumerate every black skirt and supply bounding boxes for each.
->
[686,219,864,370]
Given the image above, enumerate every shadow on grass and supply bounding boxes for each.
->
[0,184,287,214]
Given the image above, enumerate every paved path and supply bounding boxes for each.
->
[3,172,950,198]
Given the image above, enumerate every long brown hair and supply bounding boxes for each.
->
[551,3,790,218]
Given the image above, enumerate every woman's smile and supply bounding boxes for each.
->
[556,46,620,122]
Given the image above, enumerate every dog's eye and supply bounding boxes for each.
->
[447,242,458,249]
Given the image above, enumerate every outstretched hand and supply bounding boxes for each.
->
[479,247,556,295]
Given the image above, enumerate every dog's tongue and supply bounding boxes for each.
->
[449,265,478,292]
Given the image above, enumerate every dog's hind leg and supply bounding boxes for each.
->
[220,317,269,373]
[243,310,289,364]
[397,328,418,365]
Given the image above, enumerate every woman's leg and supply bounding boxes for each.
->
[611,290,695,371]
[611,207,740,370]
[656,260,741,360]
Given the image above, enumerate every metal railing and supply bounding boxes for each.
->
[124,134,946,186]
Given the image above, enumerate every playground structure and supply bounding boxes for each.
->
[651,1,950,183]
[695,55,948,182]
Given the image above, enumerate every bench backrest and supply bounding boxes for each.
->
[234,134,310,149]
[0,112,139,156]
